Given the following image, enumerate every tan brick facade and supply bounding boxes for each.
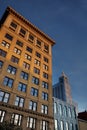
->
[0,7,55,130]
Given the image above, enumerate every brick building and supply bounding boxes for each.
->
[0,6,55,130]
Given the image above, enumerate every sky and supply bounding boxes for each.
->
[0,0,87,112]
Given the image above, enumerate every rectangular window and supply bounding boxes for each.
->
[1,40,10,48]
[68,107,72,117]
[29,101,37,111]
[18,82,27,92]
[42,92,48,101]
[15,96,24,107]
[43,64,48,71]
[55,120,58,130]
[0,110,5,123]
[14,47,21,55]
[16,40,23,47]
[54,102,57,113]
[60,121,64,130]
[20,71,28,80]
[40,120,49,130]
[36,52,41,58]
[59,104,62,116]
[43,72,48,79]
[44,57,48,63]
[41,105,48,114]
[3,76,14,88]
[34,67,40,75]
[11,114,22,126]
[27,117,36,129]
[30,87,38,97]
[26,46,32,53]
[28,34,34,42]
[0,49,7,57]
[34,59,40,66]
[42,81,48,89]
[9,21,17,31]
[19,28,26,37]
[5,33,13,41]
[44,44,49,53]
[7,65,17,75]
[0,61,3,69]
[36,39,41,47]
[11,55,19,64]
[32,76,39,85]
[65,122,69,130]
[23,62,30,70]
[25,53,31,61]
[0,90,10,103]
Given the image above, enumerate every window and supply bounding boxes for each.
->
[42,92,48,100]
[1,40,10,48]
[32,76,39,85]
[65,122,69,130]
[44,44,49,53]
[36,52,41,58]
[5,33,13,41]
[40,120,49,130]
[68,107,72,117]
[42,81,48,89]
[7,65,17,75]
[60,121,64,130]
[64,106,67,117]
[28,34,34,42]
[18,82,27,92]
[43,64,48,71]
[9,21,17,31]
[0,61,3,69]
[36,39,41,47]
[29,101,37,111]
[44,57,48,63]
[54,102,57,113]
[26,46,32,53]
[15,96,24,107]
[19,28,26,37]
[16,40,23,47]
[55,120,58,130]
[11,114,22,126]
[20,71,28,80]
[34,67,40,75]
[70,123,73,130]
[3,76,14,88]
[0,90,10,103]
[30,87,38,97]
[0,110,5,123]
[34,59,40,66]
[11,55,19,64]
[0,49,7,57]
[41,105,48,114]
[59,104,62,116]
[23,62,30,70]
[25,53,31,61]
[14,47,21,55]
[27,117,36,129]
[43,72,48,79]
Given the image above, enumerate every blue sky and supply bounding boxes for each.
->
[0,0,87,112]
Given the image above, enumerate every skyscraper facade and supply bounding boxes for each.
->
[0,7,55,130]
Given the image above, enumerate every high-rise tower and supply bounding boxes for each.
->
[0,7,55,130]
[53,72,72,104]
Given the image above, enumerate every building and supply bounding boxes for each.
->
[0,6,55,130]
[53,72,78,130]
[78,111,87,130]
[53,72,72,104]
[53,97,78,130]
